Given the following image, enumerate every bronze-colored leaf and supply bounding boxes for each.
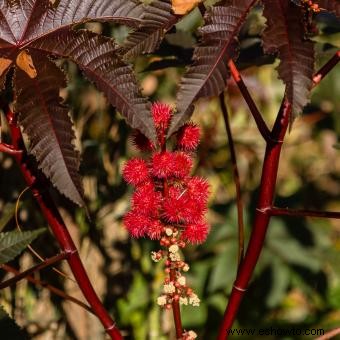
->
[122,0,177,61]
[168,0,257,136]
[14,53,84,206]
[30,30,156,142]
[16,50,37,79]
[0,0,144,45]
[262,0,314,117]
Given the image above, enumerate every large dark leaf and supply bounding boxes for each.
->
[262,0,314,117]
[121,0,177,61]
[168,0,257,136]
[0,0,143,45]
[14,53,84,206]
[30,29,155,142]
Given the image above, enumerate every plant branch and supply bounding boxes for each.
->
[219,93,245,266]
[313,50,340,87]
[1,264,94,314]
[3,105,122,340]
[269,207,340,219]
[0,252,68,289]
[228,60,272,142]
[170,267,183,339]
[218,48,340,340]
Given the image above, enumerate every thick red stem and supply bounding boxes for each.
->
[4,108,122,340]
[218,99,291,340]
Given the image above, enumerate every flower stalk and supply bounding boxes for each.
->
[123,103,210,339]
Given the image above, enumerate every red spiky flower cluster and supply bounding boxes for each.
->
[123,103,210,245]
[122,103,210,338]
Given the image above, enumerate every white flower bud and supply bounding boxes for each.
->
[157,295,167,306]
[169,244,179,253]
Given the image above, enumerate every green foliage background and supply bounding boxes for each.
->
[0,7,339,340]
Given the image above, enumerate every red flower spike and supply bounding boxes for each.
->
[151,102,172,130]
[132,183,161,217]
[182,197,206,223]
[163,187,188,223]
[152,151,176,179]
[123,211,151,238]
[171,152,193,178]
[132,131,154,152]
[186,176,210,204]
[181,221,210,244]
[147,220,164,240]
[123,158,150,186]
[176,123,200,151]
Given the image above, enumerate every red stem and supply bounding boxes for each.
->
[170,268,183,338]
[218,51,340,340]
[0,252,68,289]
[313,50,340,87]
[4,107,122,340]
[228,60,272,143]
[161,136,183,338]
[218,99,291,340]
[270,207,340,219]
[2,263,94,314]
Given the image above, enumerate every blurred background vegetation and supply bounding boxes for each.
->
[0,5,339,340]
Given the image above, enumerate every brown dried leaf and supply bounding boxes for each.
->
[16,50,37,79]
[172,0,201,15]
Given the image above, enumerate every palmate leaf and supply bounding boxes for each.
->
[262,0,314,118]
[168,0,257,136]
[0,228,45,265]
[30,29,155,141]
[0,0,144,45]
[121,0,177,61]
[0,0,157,203]
[14,53,84,206]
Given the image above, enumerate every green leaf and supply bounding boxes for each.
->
[0,228,45,265]
[14,53,84,206]
[0,203,15,232]
[0,305,29,340]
